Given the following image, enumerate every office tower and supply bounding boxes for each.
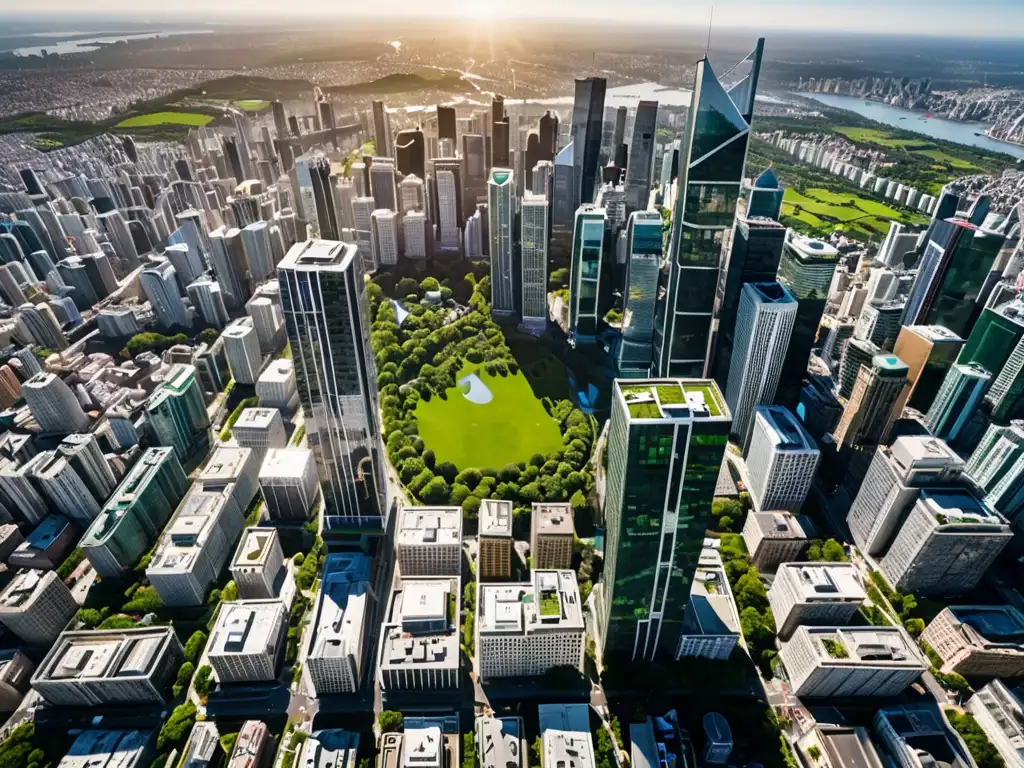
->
[56,257,98,310]
[399,175,425,214]
[397,506,462,576]
[838,338,880,400]
[724,283,797,440]
[744,167,784,219]
[222,318,264,385]
[145,364,211,461]
[492,119,510,169]
[568,206,607,343]
[232,527,285,600]
[855,300,905,351]
[260,447,319,521]
[847,436,964,555]
[551,141,576,238]
[187,277,231,329]
[351,196,376,269]
[834,354,908,449]
[600,379,731,662]
[477,570,585,680]
[372,100,392,158]
[538,110,559,160]
[488,169,517,318]
[880,489,1012,595]
[294,152,339,241]
[461,133,486,205]
[741,511,809,573]
[24,450,101,522]
[240,221,276,281]
[81,448,189,577]
[0,461,47,527]
[433,159,464,252]
[18,302,66,350]
[437,105,456,143]
[710,217,787,390]
[370,209,400,268]
[140,260,189,330]
[570,78,607,208]
[208,600,287,683]
[655,40,763,378]
[0,365,20,408]
[395,128,426,180]
[925,362,991,441]
[776,234,840,407]
[966,421,1024,517]
[370,158,398,213]
[892,325,965,413]
[24,248,56,285]
[58,433,116,503]
[520,193,549,329]
[478,499,513,580]
[307,553,372,695]
[402,211,429,260]
[921,607,1024,679]
[957,298,1024,423]
[878,221,921,267]
[22,372,89,433]
[767,563,865,638]
[0,264,27,307]
[0,570,77,646]
[532,160,554,198]
[617,211,663,376]
[903,218,1004,337]
[744,406,820,512]
[96,210,140,269]
[208,226,249,310]
[530,503,574,570]
[161,243,201,294]
[779,625,925,697]
[333,178,357,233]
[12,347,41,378]
[624,101,658,212]
[278,240,384,527]
[232,408,288,461]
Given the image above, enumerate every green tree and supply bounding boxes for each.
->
[379,710,404,733]
[157,702,197,751]
[821,539,848,562]
[420,277,441,293]
[193,665,213,696]
[463,496,482,517]
[183,630,208,665]
[221,581,238,602]
[76,608,103,627]
[397,277,420,298]
[220,733,238,758]
[420,476,451,504]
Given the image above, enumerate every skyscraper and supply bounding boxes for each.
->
[370,210,400,268]
[488,169,517,318]
[145,364,210,462]
[437,105,456,143]
[654,39,764,378]
[59,433,117,504]
[965,421,1024,518]
[568,206,607,344]
[22,372,89,434]
[925,362,991,442]
[834,354,908,452]
[956,298,1024,423]
[599,378,731,662]
[892,325,965,413]
[725,282,797,442]
[209,226,250,311]
[395,128,426,181]
[431,158,463,252]
[370,158,398,213]
[624,101,658,213]
[744,168,785,219]
[278,240,385,529]
[570,78,607,209]
[520,193,549,330]
[140,260,190,330]
[372,100,392,158]
[294,152,339,241]
[241,221,276,282]
[187,278,231,329]
[222,318,264,386]
[744,406,820,513]
[618,211,663,376]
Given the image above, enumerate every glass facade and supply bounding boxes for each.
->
[569,209,607,340]
[619,213,663,374]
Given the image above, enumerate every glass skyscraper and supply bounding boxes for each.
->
[956,298,1024,423]
[568,206,607,343]
[520,193,549,329]
[145,363,210,462]
[618,211,663,375]
[599,378,731,662]
[488,169,517,318]
[570,78,607,210]
[278,239,385,532]
[655,39,764,378]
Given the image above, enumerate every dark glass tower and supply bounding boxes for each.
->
[539,111,559,161]
[625,101,659,214]
[599,378,731,662]
[436,105,457,143]
[654,39,764,378]
[395,128,426,181]
[956,298,1024,423]
[570,77,607,209]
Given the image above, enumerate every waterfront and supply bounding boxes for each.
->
[800,92,1024,160]
[13,29,213,57]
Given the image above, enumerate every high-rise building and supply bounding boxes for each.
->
[246,282,285,354]
[892,325,964,413]
[370,209,400,268]
[395,128,426,180]
[599,379,730,662]
[921,606,1024,679]
[520,193,549,329]
[568,206,607,343]
[880,489,1012,595]
[370,158,398,213]
[433,158,464,252]
[767,563,865,638]
[530,503,574,570]
[241,221,276,281]
[22,372,89,433]
[402,211,429,260]
[925,362,991,441]
[744,406,820,513]
[725,283,797,440]
[208,600,288,683]
[145,363,210,461]
[0,365,19,409]
[222,317,264,385]
[478,499,513,580]
[744,167,784,219]
[0,569,78,646]
[654,40,764,378]
[17,303,66,350]
[140,260,190,330]
[570,78,607,208]
[208,226,250,310]
[307,553,372,694]
[399,175,425,214]
[677,544,742,660]
[56,256,98,310]
[956,298,1024,423]
[23,450,101,522]
[294,152,339,241]
[775,234,840,408]
[624,101,658,213]
[187,278,231,329]
[232,527,286,600]
[372,100,392,158]
[965,421,1024,519]
[847,436,965,556]
[259,447,320,522]
[838,339,880,401]
[397,505,462,577]
[741,511,809,573]
[278,240,385,528]
[833,354,908,451]
[488,169,517,318]
[618,211,663,376]
[58,433,117,504]
[437,105,456,143]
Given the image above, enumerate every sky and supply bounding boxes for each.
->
[5,0,1024,38]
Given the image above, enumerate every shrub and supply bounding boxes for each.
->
[193,665,213,696]
[379,710,404,733]
[183,630,208,665]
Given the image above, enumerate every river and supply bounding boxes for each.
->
[800,92,1024,160]
[13,29,213,57]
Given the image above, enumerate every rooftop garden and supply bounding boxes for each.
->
[539,592,561,617]
[628,401,662,419]
[822,638,849,659]
[684,382,724,417]
[655,384,685,405]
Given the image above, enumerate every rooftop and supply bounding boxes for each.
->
[542,730,594,768]
[235,408,282,430]
[533,503,574,536]
[872,354,909,375]
[477,717,522,768]
[59,729,154,768]
[199,446,254,485]
[750,512,808,540]
[0,569,55,610]
[918,489,1007,527]
[749,282,796,304]
[260,447,314,480]
[756,406,817,451]
[259,359,293,383]
[36,627,176,684]
[209,600,286,657]
[398,506,462,547]
[945,605,1024,648]
[888,436,964,470]
[297,729,360,768]
[380,577,459,673]
[786,233,840,261]
[148,487,232,573]
[618,379,728,421]
[479,499,513,538]
[802,627,923,666]
[21,514,72,550]
[876,706,968,768]
[232,527,279,568]
[778,563,866,602]
[686,547,740,636]
[279,239,358,272]
[479,570,584,635]
[309,554,371,663]
[228,721,269,768]
[816,726,885,768]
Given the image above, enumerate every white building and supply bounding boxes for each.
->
[222,317,264,385]
[541,729,594,768]
[677,544,741,660]
[140,259,190,330]
[399,175,425,213]
[308,553,372,695]
[187,277,230,329]
[256,359,297,409]
[521,193,549,329]
[477,716,524,768]
[378,576,460,693]
[396,505,462,576]
[725,283,797,441]
[779,626,925,698]
[743,406,820,513]
[0,569,78,645]
[23,450,101,523]
[232,407,288,459]
[967,681,1024,768]
[208,599,288,683]
[880,489,1012,595]
[874,705,971,768]
[245,287,285,354]
[371,209,400,267]
[488,169,516,317]
[741,511,809,573]
[197,445,261,518]
[231,527,286,600]
[260,447,319,521]
[402,211,429,260]
[920,605,1024,679]
[22,372,89,434]
[477,570,585,680]
[767,562,866,638]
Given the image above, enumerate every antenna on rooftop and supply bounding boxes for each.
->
[705,6,715,58]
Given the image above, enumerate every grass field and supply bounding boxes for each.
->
[915,149,980,170]
[235,100,270,112]
[115,111,215,128]
[781,187,928,239]
[415,362,563,469]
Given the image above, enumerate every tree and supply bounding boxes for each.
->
[821,539,848,562]
[397,277,420,298]
[734,567,769,612]
[183,630,208,665]
[379,710,404,733]
[221,581,238,602]
[220,733,238,758]
[420,277,441,293]
[198,328,219,344]
[194,665,213,696]
[808,746,821,762]
[463,496,482,517]
[420,476,451,504]
[422,448,436,470]
[157,702,197,751]
[173,661,195,697]
[76,608,103,627]
[904,618,925,638]
[436,461,458,484]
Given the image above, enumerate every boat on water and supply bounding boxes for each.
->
[899,117,907,120]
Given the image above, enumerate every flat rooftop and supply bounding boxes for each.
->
[59,729,154,768]
[756,406,817,451]
[479,500,513,538]
[877,706,967,768]
[749,282,796,304]
[259,360,293,383]
[889,436,963,469]
[918,489,1006,526]
[309,554,371,662]
[533,503,573,536]
[199,446,254,484]
[21,514,71,550]
[817,726,885,768]
[618,379,729,421]
[232,527,279,568]
[279,239,358,272]
[543,730,594,768]
[478,717,522,768]
[380,577,459,673]
[803,627,923,667]
[235,408,281,430]
[946,605,1024,646]
[223,319,255,339]
[778,563,866,602]
[260,447,313,480]
[298,729,360,768]
[750,512,808,540]
[149,487,231,573]
[36,627,176,684]
[0,569,54,609]
[398,506,461,547]
[209,600,286,657]
[787,233,840,261]
[687,547,740,636]
[479,570,584,635]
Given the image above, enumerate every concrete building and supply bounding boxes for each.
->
[520,193,549,329]
[246,290,285,355]
[22,372,89,434]
[920,605,1024,678]
[231,527,285,600]
[141,259,190,330]
[187,277,231,329]
[227,721,270,768]
[260,447,319,521]
[197,446,261,519]
[256,359,297,409]
[0,569,77,645]
[8,514,76,570]
[0,650,34,711]
[307,553,372,695]
[488,169,517,317]
[145,364,210,462]
[540,726,594,768]
[477,569,585,679]
[742,512,809,573]
[477,716,525,768]
[0,524,24,563]
[880,489,1012,595]
[744,406,819,513]
[779,626,926,697]
[222,318,264,385]
[180,722,221,768]
[58,433,117,505]
[295,729,360,768]
[231,407,287,460]
[23,450,101,523]
[531,503,574,570]
[768,562,866,638]
[0,460,48,526]
[378,576,460,694]
[925,361,991,442]
[208,600,288,683]
[370,209,400,268]
[478,499,513,580]
[32,626,184,706]
[397,505,462,577]
[58,729,155,768]
[677,544,741,660]
[873,706,971,768]
[966,680,1024,768]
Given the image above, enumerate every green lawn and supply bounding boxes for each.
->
[833,126,921,148]
[782,187,927,240]
[116,111,215,128]
[415,363,563,469]
[235,100,270,112]
[916,149,980,170]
